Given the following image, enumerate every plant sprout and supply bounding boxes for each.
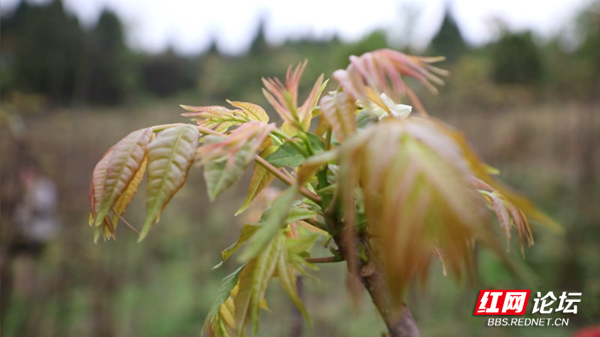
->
[88,49,559,337]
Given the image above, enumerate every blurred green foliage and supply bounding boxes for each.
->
[2,0,600,107]
[490,31,542,85]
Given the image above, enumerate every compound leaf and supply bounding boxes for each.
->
[92,128,153,229]
[277,247,311,328]
[139,125,199,241]
[234,233,283,335]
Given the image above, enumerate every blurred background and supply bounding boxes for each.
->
[1,0,599,336]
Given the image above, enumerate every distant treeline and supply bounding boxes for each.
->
[1,0,599,108]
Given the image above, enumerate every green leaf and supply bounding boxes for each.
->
[92,128,153,229]
[239,187,297,261]
[285,233,319,253]
[277,247,311,328]
[296,149,338,186]
[234,234,283,335]
[213,224,261,269]
[235,146,278,216]
[250,234,283,335]
[285,205,318,223]
[264,141,304,167]
[203,136,254,201]
[202,265,245,336]
[139,125,199,241]
[305,133,324,154]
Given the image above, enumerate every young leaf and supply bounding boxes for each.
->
[235,146,278,216]
[264,141,305,167]
[213,224,261,269]
[482,190,512,247]
[297,75,327,126]
[203,138,254,201]
[285,205,318,224]
[199,122,275,201]
[276,247,312,328]
[320,91,356,143]
[296,149,338,186]
[234,233,283,335]
[305,133,324,154]
[181,105,248,133]
[139,125,199,241]
[239,187,297,261]
[111,157,147,228]
[227,100,269,123]
[338,119,499,302]
[89,147,113,225]
[92,128,153,229]
[202,265,245,336]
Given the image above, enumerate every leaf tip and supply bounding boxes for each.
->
[180,104,194,112]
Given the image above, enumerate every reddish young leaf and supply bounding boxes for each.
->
[139,125,199,241]
[90,128,153,234]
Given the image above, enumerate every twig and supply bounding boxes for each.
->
[302,218,327,231]
[111,208,140,235]
[304,256,343,264]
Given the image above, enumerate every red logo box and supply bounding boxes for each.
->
[474,290,531,315]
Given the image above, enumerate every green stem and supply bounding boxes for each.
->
[324,127,332,151]
[272,130,309,157]
[254,156,321,203]
[298,132,315,155]
[269,134,284,146]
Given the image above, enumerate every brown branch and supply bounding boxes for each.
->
[304,256,343,264]
[324,212,421,337]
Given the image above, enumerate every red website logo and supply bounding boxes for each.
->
[474,290,531,315]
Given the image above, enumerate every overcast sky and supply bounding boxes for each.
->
[1,0,593,55]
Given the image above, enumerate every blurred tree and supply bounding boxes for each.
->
[574,3,600,100]
[429,9,467,63]
[341,30,389,59]
[489,30,542,85]
[2,0,85,105]
[85,9,136,105]
[141,49,197,97]
[0,1,136,106]
[249,17,271,56]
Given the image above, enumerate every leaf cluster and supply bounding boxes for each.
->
[87,49,560,336]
